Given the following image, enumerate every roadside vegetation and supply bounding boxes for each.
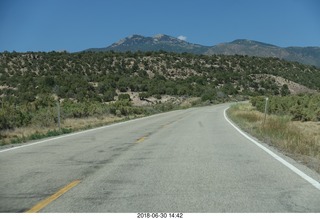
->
[251,94,320,121]
[0,99,195,146]
[227,96,320,173]
[1,51,319,146]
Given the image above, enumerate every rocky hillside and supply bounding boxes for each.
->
[1,51,319,106]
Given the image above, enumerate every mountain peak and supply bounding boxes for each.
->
[99,34,208,54]
[153,34,166,39]
[110,34,145,48]
[127,34,145,39]
[152,34,181,42]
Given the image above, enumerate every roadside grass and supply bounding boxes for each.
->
[0,98,213,147]
[0,102,198,147]
[227,103,320,173]
[0,115,128,146]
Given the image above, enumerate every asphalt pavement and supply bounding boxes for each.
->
[1,103,320,212]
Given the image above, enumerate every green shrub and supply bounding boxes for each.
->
[118,94,131,101]
[250,94,320,122]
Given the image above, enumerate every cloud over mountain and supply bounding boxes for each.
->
[178,35,187,41]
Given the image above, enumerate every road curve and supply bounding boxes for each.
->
[1,103,320,212]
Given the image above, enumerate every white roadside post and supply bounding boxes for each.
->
[57,100,61,131]
[53,85,61,131]
[263,97,269,126]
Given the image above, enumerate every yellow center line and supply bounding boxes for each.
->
[25,179,81,213]
[161,122,172,128]
[161,124,168,128]
[136,136,146,143]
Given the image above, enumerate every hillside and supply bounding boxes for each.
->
[1,51,319,103]
[0,51,319,132]
[86,34,320,67]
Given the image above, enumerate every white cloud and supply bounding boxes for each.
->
[178,35,187,41]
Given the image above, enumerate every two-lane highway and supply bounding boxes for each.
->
[1,103,320,212]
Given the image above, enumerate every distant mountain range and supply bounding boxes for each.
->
[86,34,320,67]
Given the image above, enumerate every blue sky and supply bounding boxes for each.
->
[0,0,319,52]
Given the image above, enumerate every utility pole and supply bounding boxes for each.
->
[263,97,269,126]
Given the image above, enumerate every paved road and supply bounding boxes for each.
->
[1,103,320,212]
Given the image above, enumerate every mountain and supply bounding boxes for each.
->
[205,39,320,67]
[85,35,320,67]
[284,47,320,67]
[205,39,285,57]
[87,34,209,54]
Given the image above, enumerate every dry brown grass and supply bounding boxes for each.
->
[1,126,51,141]
[63,116,123,130]
[228,103,320,173]
[0,115,125,145]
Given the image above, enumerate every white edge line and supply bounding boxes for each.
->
[0,110,177,153]
[224,107,320,191]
